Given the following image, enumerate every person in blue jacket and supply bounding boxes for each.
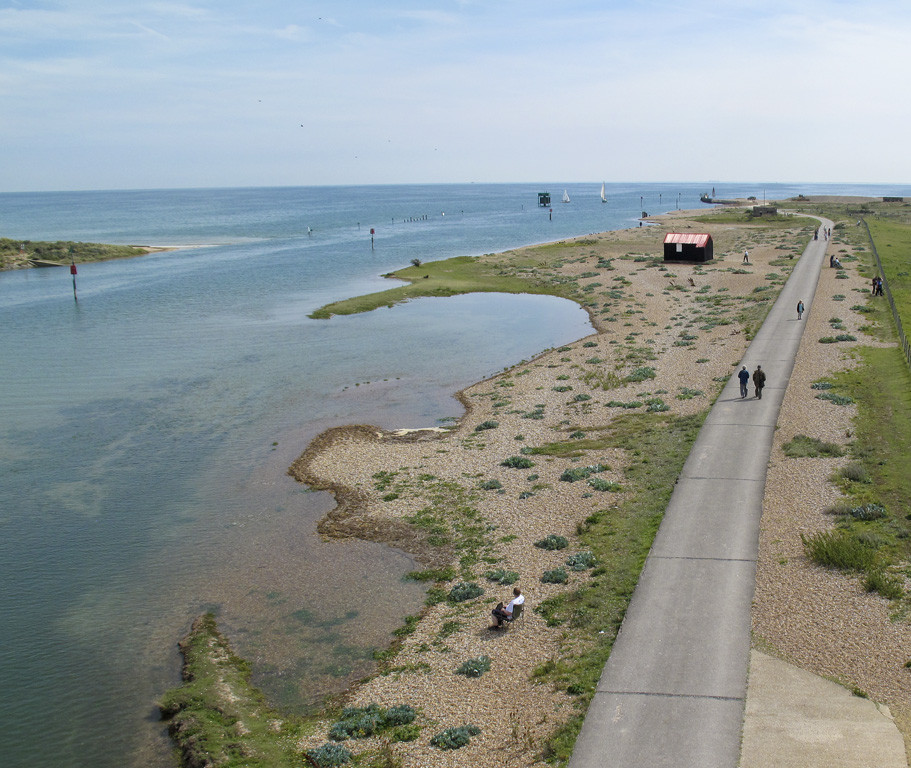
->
[737,366,750,399]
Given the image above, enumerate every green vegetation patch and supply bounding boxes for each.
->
[782,434,845,458]
[430,724,481,750]
[1,237,147,269]
[328,703,416,741]
[535,534,569,550]
[159,613,313,768]
[455,656,491,678]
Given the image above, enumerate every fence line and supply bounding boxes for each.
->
[860,217,911,370]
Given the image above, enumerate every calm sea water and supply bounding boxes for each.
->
[1,182,908,767]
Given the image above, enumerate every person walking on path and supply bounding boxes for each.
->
[752,365,766,399]
[797,300,805,320]
[738,366,750,398]
[743,250,750,264]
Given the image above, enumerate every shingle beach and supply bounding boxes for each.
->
[291,205,911,765]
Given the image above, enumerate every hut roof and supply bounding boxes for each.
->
[664,232,711,247]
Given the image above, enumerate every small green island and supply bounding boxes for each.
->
[0,237,153,270]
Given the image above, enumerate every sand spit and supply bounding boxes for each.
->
[290,210,909,765]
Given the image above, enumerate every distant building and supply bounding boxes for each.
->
[751,206,778,217]
[883,196,904,203]
[663,232,713,263]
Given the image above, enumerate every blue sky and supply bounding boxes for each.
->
[3,0,911,191]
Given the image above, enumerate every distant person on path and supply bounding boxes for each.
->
[742,250,750,264]
[490,587,524,630]
[737,366,750,398]
[797,300,805,320]
[876,277,884,296]
[753,365,766,399]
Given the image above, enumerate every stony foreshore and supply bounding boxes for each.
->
[288,205,910,766]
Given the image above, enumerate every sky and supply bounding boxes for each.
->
[2,0,911,192]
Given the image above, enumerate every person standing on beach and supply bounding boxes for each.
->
[742,250,750,264]
[752,365,766,399]
[797,300,805,320]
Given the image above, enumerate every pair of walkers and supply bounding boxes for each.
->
[737,365,766,399]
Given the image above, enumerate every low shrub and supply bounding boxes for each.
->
[625,367,656,382]
[448,582,484,602]
[560,464,607,482]
[566,552,597,571]
[816,392,854,406]
[501,456,534,469]
[455,656,491,678]
[384,704,417,726]
[535,534,569,550]
[588,477,621,492]
[430,724,481,750]
[802,530,876,572]
[479,479,502,491]
[864,569,904,600]
[542,567,569,584]
[475,420,499,431]
[484,568,519,585]
[850,503,887,521]
[841,463,871,483]
[811,381,834,390]
[307,742,353,766]
[573,393,592,402]
[327,702,415,742]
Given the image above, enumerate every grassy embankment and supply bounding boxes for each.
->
[795,207,911,602]
[308,248,587,319]
[0,237,147,270]
[160,211,814,767]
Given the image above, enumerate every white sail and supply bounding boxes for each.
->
[600,182,607,203]
[562,189,570,203]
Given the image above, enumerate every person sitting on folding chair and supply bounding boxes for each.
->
[490,587,525,630]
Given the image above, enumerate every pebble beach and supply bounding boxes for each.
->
[291,205,911,765]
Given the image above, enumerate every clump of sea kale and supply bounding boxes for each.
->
[448,582,484,602]
[542,567,569,584]
[455,655,491,678]
[430,724,481,750]
[535,534,569,550]
[306,742,352,766]
[566,551,597,571]
[328,703,416,741]
[560,464,607,482]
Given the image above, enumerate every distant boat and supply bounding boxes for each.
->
[600,182,607,203]
[562,189,571,203]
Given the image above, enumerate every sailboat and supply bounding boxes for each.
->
[600,182,607,203]
[562,189,571,203]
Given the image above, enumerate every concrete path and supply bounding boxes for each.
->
[568,219,835,768]
[740,650,907,768]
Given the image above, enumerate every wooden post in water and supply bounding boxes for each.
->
[70,260,78,302]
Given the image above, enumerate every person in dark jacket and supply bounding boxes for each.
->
[753,365,766,399]
[737,366,750,398]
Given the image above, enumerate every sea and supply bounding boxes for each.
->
[1,181,907,767]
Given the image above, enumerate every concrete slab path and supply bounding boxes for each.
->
[740,650,907,768]
[568,218,841,768]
